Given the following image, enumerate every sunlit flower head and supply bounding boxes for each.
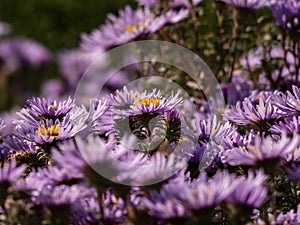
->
[224,92,281,132]
[226,170,268,208]
[16,97,74,125]
[81,6,189,51]
[112,87,183,116]
[80,6,166,51]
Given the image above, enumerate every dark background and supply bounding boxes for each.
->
[0,0,132,50]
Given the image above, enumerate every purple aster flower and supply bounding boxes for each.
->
[276,204,300,224]
[15,113,86,145]
[115,152,187,186]
[81,5,189,51]
[186,117,233,176]
[274,85,300,116]
[221,134,300,167]
[31,184,84,224]
[80,6,166,51]
[32,166,84,186]
[53,135,135,188]
[169,0,203,8]
[112,87,183,116]
[224,92,281,131]
[13,97,104,146]
[197,116,233,145]
[32,184,82,207]
[222,130,255,150]
[111,87,186,156]
[144,170,238,219]
[272,0,300,33]
[17,97,74,123]
[226,170,268,208]
[3,135,36,159]
[142,190,190,221]
[0,38,50,74]
[218,0,274,10]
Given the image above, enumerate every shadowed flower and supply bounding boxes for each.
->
[276,204,300,224]
[116,152,188,186]
[271,116,300,136]
[272,0,300,33]
[0,160,26,185]
[52,135,138,188]
[71,195,100,225]
[31,184,85,224]
[222,130,255,150]
[0,160,26,205]
[285,163,300,182]
[142,190,190,220]
[3,135,36,162]
[226,170,268,208]
[101,189,127,224]
[143,170,238,220]
[31,184,83,207]
[32,166,84,186]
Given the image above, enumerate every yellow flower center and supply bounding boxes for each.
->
[136,97,160,109]
[47,105,58,112]
[125,22,147,34]
[37,124,60,140]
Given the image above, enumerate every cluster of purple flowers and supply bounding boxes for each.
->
[1,0,300,224]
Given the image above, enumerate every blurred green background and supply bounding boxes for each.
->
[0,0,132,50]
[0,0,133,111]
